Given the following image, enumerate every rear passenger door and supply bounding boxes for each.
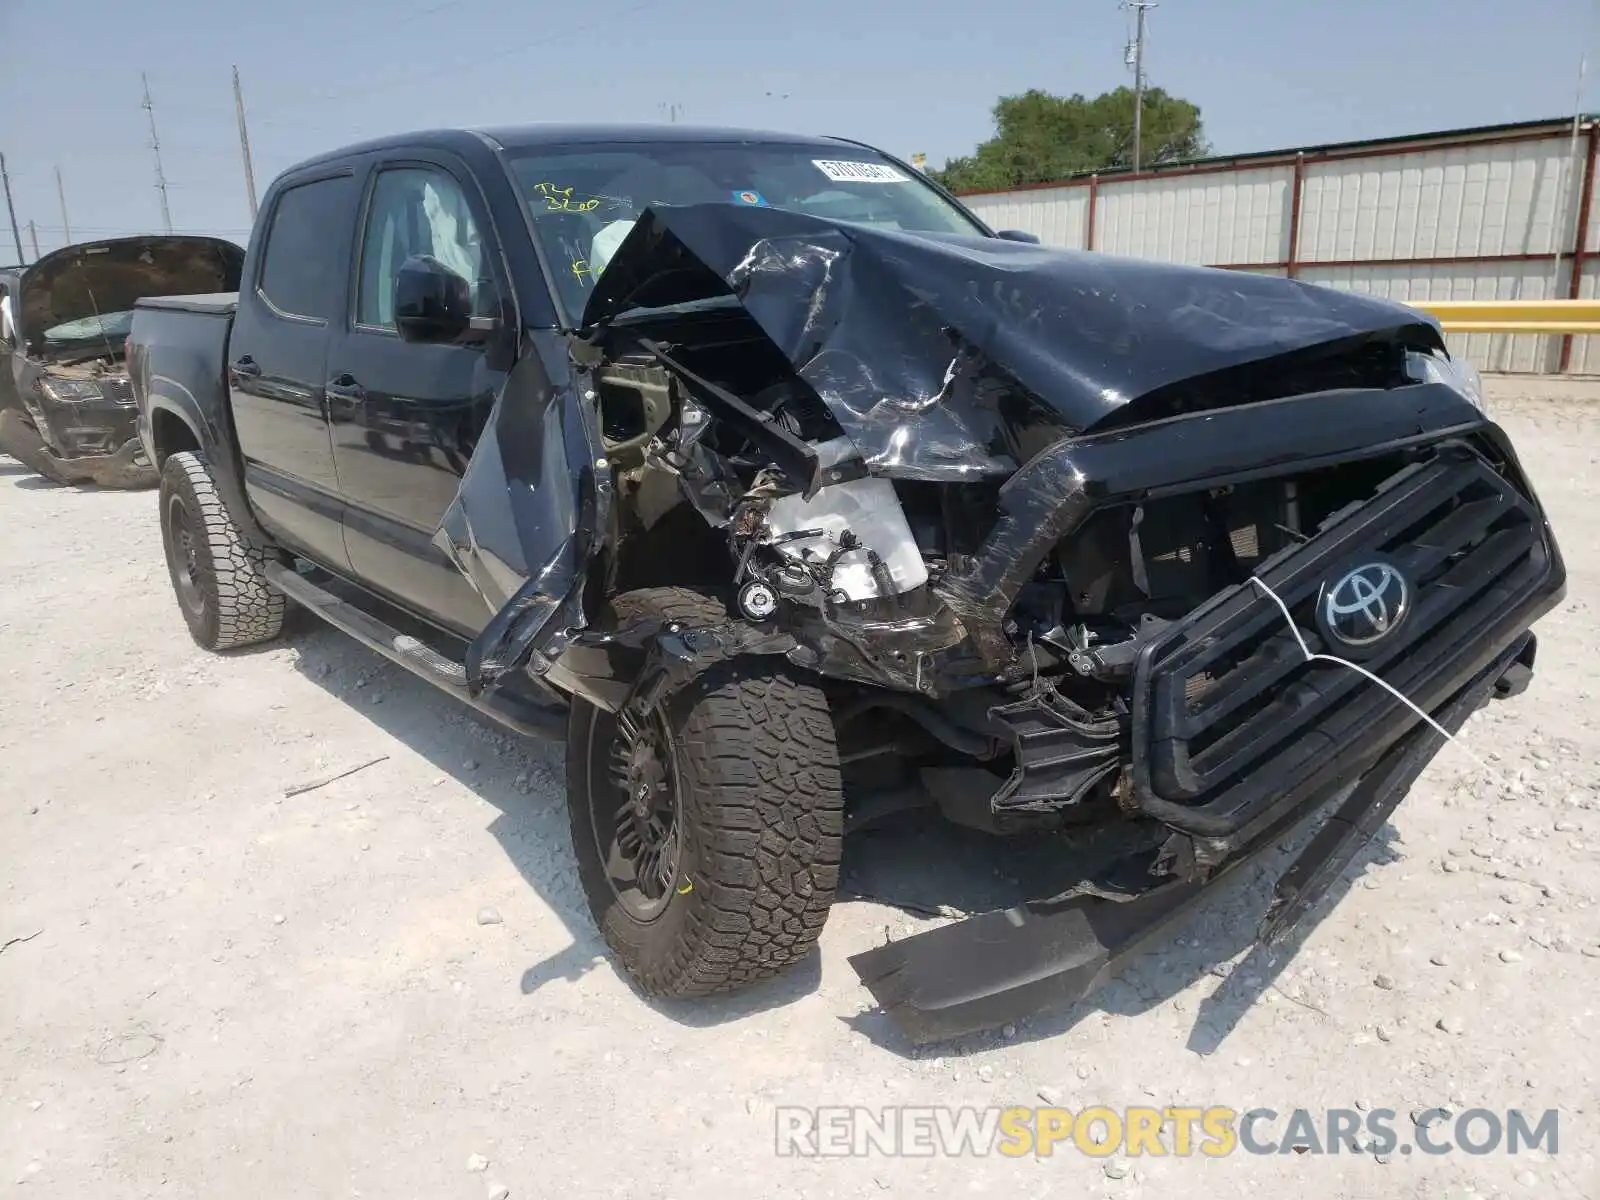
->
[229,169,358,570]
[325,157,512,635]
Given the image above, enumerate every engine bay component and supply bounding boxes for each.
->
[736,579,779,621]
[763,437,929,602]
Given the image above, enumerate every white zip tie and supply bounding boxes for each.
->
[1247,575,1505,784]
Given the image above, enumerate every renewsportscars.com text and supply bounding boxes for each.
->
[774,1105,1560,1159]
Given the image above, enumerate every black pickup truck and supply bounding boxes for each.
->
[128,124,1566,1042]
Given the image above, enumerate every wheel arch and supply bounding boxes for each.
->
[141,382,273,548]
[148,401,202,468]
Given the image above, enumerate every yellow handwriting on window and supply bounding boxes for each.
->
[534,182,600,213]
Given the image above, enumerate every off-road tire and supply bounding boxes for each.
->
[567,587,844,998]
[159,450,286,651]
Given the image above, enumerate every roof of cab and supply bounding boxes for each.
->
[281,124,861,176]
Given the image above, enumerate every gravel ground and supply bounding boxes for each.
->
[2,375,1597,1199]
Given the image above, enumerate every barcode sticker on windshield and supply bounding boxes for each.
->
[813,159,909,184]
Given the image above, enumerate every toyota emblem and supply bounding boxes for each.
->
[1318,562,1410,649]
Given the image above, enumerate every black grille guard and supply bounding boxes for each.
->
[1127,439,1566,848]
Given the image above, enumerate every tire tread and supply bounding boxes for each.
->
[160,450,285,650]
[570,587,844,998]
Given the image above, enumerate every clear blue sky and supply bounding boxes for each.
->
[0,0,1595,259]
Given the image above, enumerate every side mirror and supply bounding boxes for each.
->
[394,254,471,343]
[994,229,1041,244]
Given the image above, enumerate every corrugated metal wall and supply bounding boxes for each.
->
[958,122,1600,373]
[1096,167,1292,265]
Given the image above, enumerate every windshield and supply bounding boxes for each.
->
[42,310,134,346]
[503,141,985,323]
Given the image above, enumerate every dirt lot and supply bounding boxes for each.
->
[2,376,1597,1199]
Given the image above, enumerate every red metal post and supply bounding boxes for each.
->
[1086,174,1099,251]
[1285,153,1305,278]
[1560,123,1599,372]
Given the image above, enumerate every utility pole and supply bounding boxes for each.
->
[0,153,23,262]
[142,72,174,234]
[27,220,39,259]
[55,166,72,244]
[1122,1,1157,173]
[1551,50,1590,295]
[233,65,259,219]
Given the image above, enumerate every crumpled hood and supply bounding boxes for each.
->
[17,235,244,357]
[583,204,1445,475]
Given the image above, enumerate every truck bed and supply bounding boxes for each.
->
[127,292,238,484]
[135,292,239,316]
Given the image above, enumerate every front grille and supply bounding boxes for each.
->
[101,376,135,407]
[1130,441,1558,826]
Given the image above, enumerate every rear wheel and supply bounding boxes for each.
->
[158,450,286,651]
[566,587,844,998]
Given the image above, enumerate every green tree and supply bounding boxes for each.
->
[932,87,1210,192]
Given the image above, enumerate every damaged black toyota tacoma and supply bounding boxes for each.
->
[0,236,243,486]
[127,125,1566,1042]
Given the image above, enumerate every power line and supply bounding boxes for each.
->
[26,223,253,235]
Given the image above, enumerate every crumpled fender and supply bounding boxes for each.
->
[434,331,610,693]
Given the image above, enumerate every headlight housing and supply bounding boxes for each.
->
[37,375,106,404]
[1405,348,1485,411]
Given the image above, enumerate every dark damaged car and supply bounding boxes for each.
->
[126,126,1565,1042]
[0,236,244,487]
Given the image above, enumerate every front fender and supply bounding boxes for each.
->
[436,329,611,695]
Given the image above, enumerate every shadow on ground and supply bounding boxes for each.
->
[840,811,1401,1058]
[273,611,1404,1047]
[279,617,829,1026]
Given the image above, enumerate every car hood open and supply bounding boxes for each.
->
[581,204,1446,474]
[17,235,245,358]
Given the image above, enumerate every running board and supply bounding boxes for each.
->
[264,562,566,741]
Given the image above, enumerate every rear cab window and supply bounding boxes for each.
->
[257,175,357,322]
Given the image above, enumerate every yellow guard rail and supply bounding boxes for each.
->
[1411,299,1600,334]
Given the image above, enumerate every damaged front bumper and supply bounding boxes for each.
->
[1,384,154,488]
[848,421,1564,1043]
[851,631,1540,1043]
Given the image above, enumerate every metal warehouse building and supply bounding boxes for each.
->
[955,116,1600,374]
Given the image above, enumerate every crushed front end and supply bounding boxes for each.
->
[848,401,1562,1039]
[0,235,243,488]
[465,202,1566,1041]
[1,357,153,487]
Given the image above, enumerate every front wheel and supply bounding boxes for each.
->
[566,588,844,998]
[159,450,287,651]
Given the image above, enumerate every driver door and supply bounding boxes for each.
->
[325,156,512,636]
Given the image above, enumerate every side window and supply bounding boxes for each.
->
[258,175,354,321]
[356,167,496,331]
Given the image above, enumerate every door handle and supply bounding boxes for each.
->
[229,355,261,379]
[325,372,366,402]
